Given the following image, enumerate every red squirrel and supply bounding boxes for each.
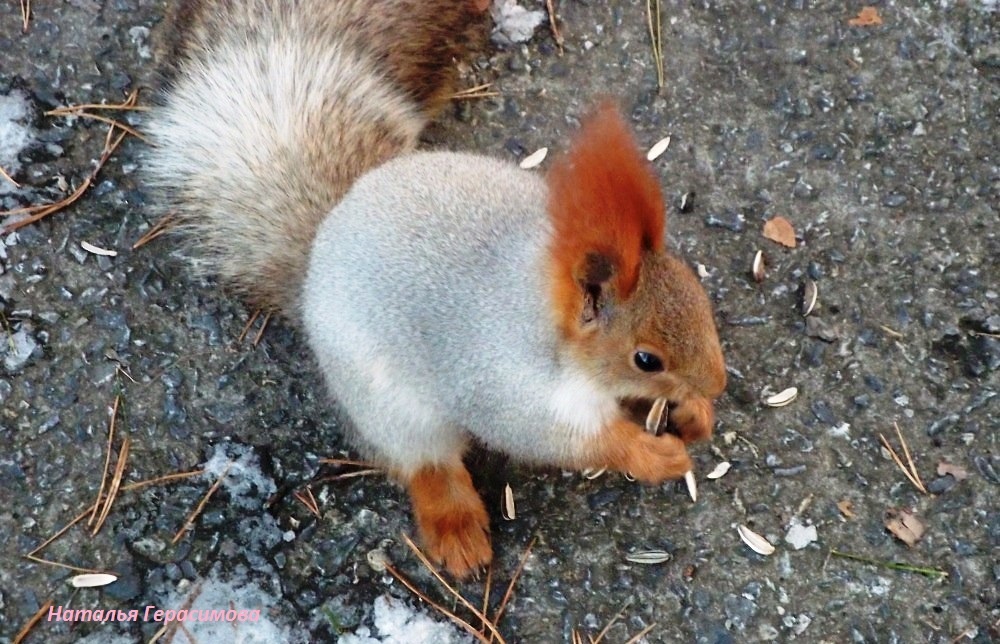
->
[144,0,726,578]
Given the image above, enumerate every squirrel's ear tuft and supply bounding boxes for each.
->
[546,102,665,336]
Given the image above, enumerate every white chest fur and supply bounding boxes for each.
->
[547,370,619,439]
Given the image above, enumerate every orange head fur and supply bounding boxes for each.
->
[546,103,726,410]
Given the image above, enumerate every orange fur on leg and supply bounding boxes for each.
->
[406,462,492,579]
[583,419,693,483]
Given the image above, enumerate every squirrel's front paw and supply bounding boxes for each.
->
[407,463,492,579]
[668,395,715,444]
[587,420,693,484]
[626,432,694,483]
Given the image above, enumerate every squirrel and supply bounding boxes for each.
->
[144,0,726,579]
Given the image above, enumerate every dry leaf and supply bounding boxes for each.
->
[885,509,925,547]
[763,216,796,248]
[936,461,968,481]
[836,499,856,519]
[848,7,883,27]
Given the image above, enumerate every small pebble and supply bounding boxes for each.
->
[704,212,745,232]
[882,193,908,208]
[810,400,837,425]
[926,475,956,494]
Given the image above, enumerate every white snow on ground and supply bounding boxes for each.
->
[339,595,472,644]
[0,90,33,194]
[491,0,545,45]
[157,572,301,644]
[203,441,278,510]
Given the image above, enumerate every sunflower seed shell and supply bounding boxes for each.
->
[69,573,118,588]
[802,280,818,316]
[706,461,732,480]
[646,136,672,161]
[80,241,118,257]
[501,483,516,520]
[737,525,775,555]
[625,550,672,565]
[752,250,765,282]
[765,387,798,407]
[645,397,669,435]
[519,147,548,169]
[684,470,698,502]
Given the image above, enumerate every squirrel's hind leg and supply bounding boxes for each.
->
[402,459,492,579]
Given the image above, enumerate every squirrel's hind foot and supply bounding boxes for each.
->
[406,461,492,579]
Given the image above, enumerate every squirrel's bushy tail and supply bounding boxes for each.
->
[144,0,485,315]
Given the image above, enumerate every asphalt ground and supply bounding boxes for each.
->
[0,1,997,642]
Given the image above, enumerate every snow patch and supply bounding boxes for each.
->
[491,0,546,45]
[339,595,472,644]
[0,90,33,194]
[203,442,277,510]
[158,570,301,644]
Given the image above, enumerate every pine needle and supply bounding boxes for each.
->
[20,0,31,33]
[491,536,536,629]
[879,423,927,494]
[172,462,232,544]
[450,83,499,100]
[545,0,564,54]
[401,533,506,643]
[829,549,947,579]
[2,89,142,233]
[13,598,50,644]
[90,395,120,526]
[131,214,176,250]
[0,165,19,188]
[645,0,665,89]
[384,562,494,644]
[92,436,131,536]
[120,468,206,492]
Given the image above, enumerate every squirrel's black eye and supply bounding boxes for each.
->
[633,351,664,372]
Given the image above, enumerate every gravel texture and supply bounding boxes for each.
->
[0,1,997,642]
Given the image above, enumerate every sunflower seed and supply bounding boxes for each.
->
[582,467,607,480]
[765,387,798,407]
[706,461,732,480]
[501,483,516,520]
[802,279,818,316]
[684,470,697,502]
[625,550,672,565]
[366,548,390,572]
[645,397,669,435]
[624,471,636,482]
[69,573,118,588]
[737,524,775,555]
[519,147,548,169]
[646,135,671,161]
[679,191,695,213]
[751,250,765,282]
[80,241,118,257]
